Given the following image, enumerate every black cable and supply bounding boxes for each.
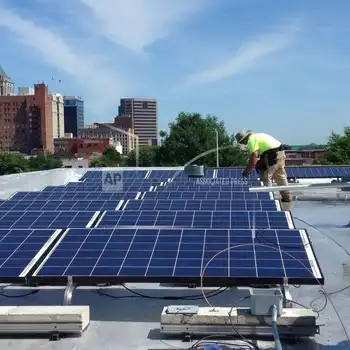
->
[0,290,39,298]
[294,216,350,257]
[292,216,350,339]
[189,334,253,349]
[228,296,260,350]
[97,284,229,301]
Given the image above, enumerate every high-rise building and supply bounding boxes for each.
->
[0,65,14,96]
[51,93,64,138]
[63,96,84,137]
[0,83,53,153]
[117,98,158,146]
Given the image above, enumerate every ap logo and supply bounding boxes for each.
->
[102,171,123,192]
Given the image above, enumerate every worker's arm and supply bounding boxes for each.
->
[243,151,258,176]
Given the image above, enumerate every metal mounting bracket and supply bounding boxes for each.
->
[63,276,76,306]
[282,277,292,308]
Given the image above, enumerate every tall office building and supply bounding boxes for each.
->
[0,84,53,153]
[118,98,158,146]
[51,93,65,138]
[63,96,84,137]
[0,65,14,96]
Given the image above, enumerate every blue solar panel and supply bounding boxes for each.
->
[216,166,350,179]
[0,200,120,212]
[6,191,139,202]
[0,211,98,229]
[80,170,148,180]
[286,166,350,179]
[157,184,254,192]
[32,228,323,285]
[142,191,272,200]
[52,184,154,192]
[0,228,62,282]
[123,199,279,211]
[96,210,293,229]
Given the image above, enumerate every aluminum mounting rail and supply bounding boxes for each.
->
[249,182,350,193]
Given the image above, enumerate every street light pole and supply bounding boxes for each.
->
[215,130,219,168]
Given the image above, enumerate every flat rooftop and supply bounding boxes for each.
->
[0,169,349,349]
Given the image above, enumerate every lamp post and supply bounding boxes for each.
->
[215,130,219,168]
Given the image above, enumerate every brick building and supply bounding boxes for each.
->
[54,137,111,157]
[285,147,326,165]
[78,122,134,155]
[0,83,53,154]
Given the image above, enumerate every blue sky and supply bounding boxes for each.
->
[1,0,350,144]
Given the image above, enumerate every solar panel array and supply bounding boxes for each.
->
[217,166,350,179]
[0,168,325,286]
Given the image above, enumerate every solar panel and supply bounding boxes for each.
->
[0,211,99,229]
[32,228,324,286]
[122,199,280,211]
[81,170,148,180]
[216,166,350,179]
[6,191,139,202]
[96,210,293,229]
[142,191,273,200]
[0,228,62,282]
[157,184,255,192]
[286,166,350,179]
[0,200,120,212]
[49,184,154,192]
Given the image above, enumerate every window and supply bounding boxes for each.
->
[142,101,148,109]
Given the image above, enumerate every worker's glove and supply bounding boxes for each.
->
[242,169,250,178]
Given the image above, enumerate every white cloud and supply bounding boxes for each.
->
[183,20,301,88]
[0,7,129,113]
[78,0,207,54]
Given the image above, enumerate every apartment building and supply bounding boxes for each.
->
[54,137,111,157]
[0,83,53,154]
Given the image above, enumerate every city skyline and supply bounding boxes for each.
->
[0,1,350,144]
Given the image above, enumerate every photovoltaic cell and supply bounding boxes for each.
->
[96,210,293,229]
[122,199,279,211]
[33,228,323,285]
[0,211,98,229]
[0,228,61,281]
[156,185,254,192]
[142,191,272,200]
[6,191,139,202]
[0,200,119,212]
[215,166,350,179]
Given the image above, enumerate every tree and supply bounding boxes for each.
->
[157,112,246,166]
[316,127,350,165]
[0,154,62,175]
[89,146,124,167]
[126,146,159,166]
[28,155,62,171]
[0,154,29,175]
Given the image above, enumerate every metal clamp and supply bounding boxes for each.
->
[63,276,76,306]
[282,277,292,308]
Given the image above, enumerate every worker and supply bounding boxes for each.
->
[235,131,292,205]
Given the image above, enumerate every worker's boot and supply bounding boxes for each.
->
[280,200,292,212]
